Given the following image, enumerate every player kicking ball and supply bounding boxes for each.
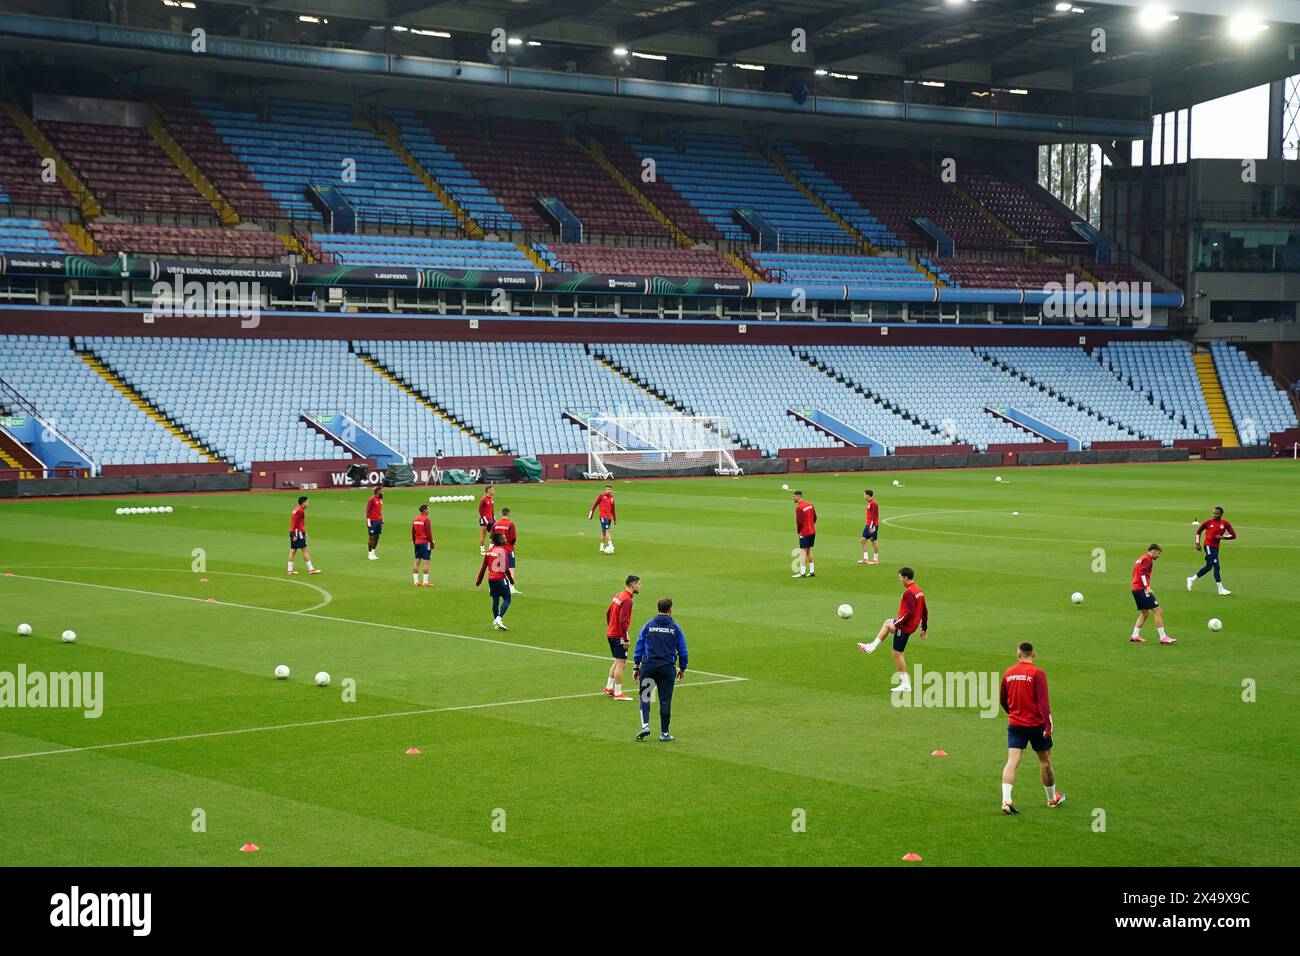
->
[1130,543,1175,644]
[858,566,926,693]
[1188,506,1235,596]
[999,641,1066,815]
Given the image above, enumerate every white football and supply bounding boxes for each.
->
[606,545,615,554]
[892,479,900,486]
[1071,592,1084,604]
[115,508,124,516]
[17,623,32,636]
[995,476,1003,482]
[781,483,789,491]
[1208,618,1223,632]
[164,506,173,513]
[61,629,76,644]
[314,671,331,687]
[274,664,290,680]
[837,603,854,620]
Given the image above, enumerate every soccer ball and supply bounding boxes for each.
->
[781,483,789,491]
[892,479,900,486]
[61,630,76,644]
[995,476,1003,483]
[837,604,854,620]
[1071,592,1084,604]
[115,508,124,516]
[314,671,331,687]
[274,665,290,680]
[606,545,615,554]
[1208,618,1223,632]
[164,506,173,514]
[17,623,31,636]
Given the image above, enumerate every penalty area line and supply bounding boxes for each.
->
[0,678,746,762]
[3,572,746,681]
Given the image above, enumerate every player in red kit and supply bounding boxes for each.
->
[491,507,519,594]
[475,532,515,630]
[1188,506,1236,596]
[603,574,641,700]
[478,485,496,553]
[1131,544,1175,644]
[365,488,383,561]
[588,484,617,554]
[858,489,880,565]
[286,495,320,575]
[999,642,1065,814]
[858,566,927,692]
[411,504,434,587]
[792,490,817,578]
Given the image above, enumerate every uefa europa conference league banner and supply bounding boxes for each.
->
[0,254,754,297]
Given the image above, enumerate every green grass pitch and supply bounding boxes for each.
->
[1,460,1296,866]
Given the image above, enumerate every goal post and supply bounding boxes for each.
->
[585,414,742,478]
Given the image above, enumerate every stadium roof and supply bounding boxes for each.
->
[160,0,1300,111]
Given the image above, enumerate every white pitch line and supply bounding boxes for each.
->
[0,677,745,762]
[2,573,745,682]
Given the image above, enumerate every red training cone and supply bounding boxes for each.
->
[931,749,948,757]
[901,852,923,862]
[405,748,421,756]
[206,598,216,603]
[239,843,260,853]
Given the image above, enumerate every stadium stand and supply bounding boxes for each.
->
[752,252,932,287]
[930,258,1079,290]
[315,235,535,270]
[1093,341,1216,440]
[1210,341,1300,443]
[594,343,944,455]
[804,346,1139,449]
[590,128,724,243]
[361,340,672,455]
[41,119,212,218]
[537,243,742,277]
[620,133,849,245]
[0,110,76,209]
[87,222,286,260]
[419,114,670,239]
[193,98,455,227]
[0,218,74,254]
[772,142,904,249]
[82,337,493,470]
[955,164,1088,253]
[0,335,208,466]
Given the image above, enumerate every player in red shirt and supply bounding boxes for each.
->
[588,484,617,554]
[858,489,880,566]
[491,507,519,594]
[603,574,642,701]
[1188,506,1236,596]
[477,485,496,554]
[858,566,927,693]
[475,531,515,630]
[999,641,1066,815]
[286,495,320,575]
[411,503,435,587]
[1130,543,1175,644]
[792,490,817,578]
[365,488,383,561]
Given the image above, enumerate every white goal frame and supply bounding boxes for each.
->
[585,415,742,478]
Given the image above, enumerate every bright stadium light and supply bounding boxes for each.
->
[1054,1,1072,9]
[1227,14,1270,41]
[1137,4,1178,32]
[735,63,766,71]
[613,46,630,57]
[830,71,858,80]
[921,80,946,87]
[1008,88,1029,95]
[298,15,322,23]
[507,36,524,46]
[632,51,667,60]
[527,40,542,47]
[814,68,829,75]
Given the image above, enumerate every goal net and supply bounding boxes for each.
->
[585,415,742,478]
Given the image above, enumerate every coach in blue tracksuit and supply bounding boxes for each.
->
[633,597,688,743]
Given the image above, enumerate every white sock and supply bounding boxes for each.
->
[606,677,615,690]
[868,638,880,651]
[1002,783,1013,804]
[809,562,815,573]
[1045,784,1056,801]
[287,562,293,572]
[422,573,429,585]
[1157,627,1167,638]
[306,560,314,570]
[413,573,419,584]
[1132,627,1141,638]
[614,683,622,696]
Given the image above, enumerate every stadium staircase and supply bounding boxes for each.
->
[724,251,762,281]
[793,350,946,443]
[977,350,1143,439]
[61,222,100,255]
[572,136,695,248]
[147,107,240,226]
[77,348,226,463]
[277,232,315,263]
[764,146,881,256]
[351,346,508,454]
[3,101,101,219]
[380,118,485,240]
[519,243,553,272]
[1195,351,1240,446]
